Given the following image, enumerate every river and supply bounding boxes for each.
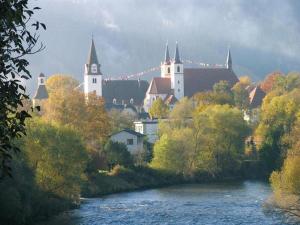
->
[39,181,295,225]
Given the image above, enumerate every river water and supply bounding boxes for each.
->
[39,181,295,225]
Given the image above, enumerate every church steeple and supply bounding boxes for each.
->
[174,42,182,64]
[87,38,99,65]
[84,38,103,97]
[226,48,232,70]
[164,42,171,64]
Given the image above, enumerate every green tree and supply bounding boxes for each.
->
[0,0,46,177]
[232,82,250,110]
[108,109,135,133]
[103,141,133,169]
[21,118,88,201]
[256,90,300,175]
[193,105,250,175]
[149,98,169,119]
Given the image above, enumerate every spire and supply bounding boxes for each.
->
[226,48,232,70]
[174,42,182,64]
[87,38,99,65]
[164,42,170,64]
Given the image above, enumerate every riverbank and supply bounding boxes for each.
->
[81,165,257,198]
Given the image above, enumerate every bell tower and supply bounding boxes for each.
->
[84,38,102,97]
[161,42,171,78]
[171,42,184,100]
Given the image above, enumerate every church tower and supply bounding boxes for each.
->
[226,48,232,70]
[84,38,102,97]
[33,73,48,108]
[161,42,171,78]
[171,42,184,100]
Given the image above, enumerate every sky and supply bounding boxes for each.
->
[27,0,300,95]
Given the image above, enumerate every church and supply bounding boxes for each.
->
[143,43,239,111]
[33,39,240,113]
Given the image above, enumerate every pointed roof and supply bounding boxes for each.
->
[164,43,171,64]
[148,77,171,94]
[87,39,99,65]
[226,49,232,69]
[249,85,266,108]
[39,73,45,77]
[174,42,182,64]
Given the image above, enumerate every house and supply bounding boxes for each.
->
[134,119,160,143]
[110,129,145,155]
[143,42,239,111]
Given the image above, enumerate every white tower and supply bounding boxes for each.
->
[84,39,102,98]
[171,42,184,100]
[161,42,171,78]
[33,73,48,108]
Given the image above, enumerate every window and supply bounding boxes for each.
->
[127,139,134,145]
[113,98,117,104]
[91,64,97,73]
[40,79,44,84]
[177,80,180,84]
[167,67,170,73]
[178,89,180,92]
[130,98,134,104]
[92,78,97,83]
[177,66,180,72]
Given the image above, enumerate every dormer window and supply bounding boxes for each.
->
[113,98,117,104]
[177,66,180,72]
[130,98,134,104]
[91,64,97,73]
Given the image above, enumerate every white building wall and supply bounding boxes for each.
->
[110,131,144,155]
[171,63,184,100]
[134,120,159,143]
[84,74,102,97]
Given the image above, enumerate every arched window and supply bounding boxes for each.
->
[178,89,180,92]
[92,78,97,83]
[178,80,180,84]
[130,98,134,104]
[113,98,117,104]
[177,66,180,72]
[167,67,170,73]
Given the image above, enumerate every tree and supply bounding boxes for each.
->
[46,74,79,94]
[232,82,250,110]
[43,76,111,152]
[193,105,250,175]
[256,91,300,175]
[260,71,283,93]
[108,109,135,133]
[151,128,193,175]
[0,0,46,177]
[149,98,169,119]
[20,118,88,201]
[103,140,133,170]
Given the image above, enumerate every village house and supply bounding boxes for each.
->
[110,129,145,155]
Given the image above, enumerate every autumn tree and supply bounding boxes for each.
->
[43,75,111,152]
[256,90,300,175]
[46,74,79,94]
[21,118,88,201]
[0,0,46,177]
[149,98,169,119]
[193,105,250,176]
[260,71,283,93]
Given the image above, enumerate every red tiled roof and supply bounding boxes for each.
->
[148,77,171,94]
[184,68,239,97]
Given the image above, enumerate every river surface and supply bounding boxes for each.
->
[39,181,295,225]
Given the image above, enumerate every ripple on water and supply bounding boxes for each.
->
[39,181,295,225]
